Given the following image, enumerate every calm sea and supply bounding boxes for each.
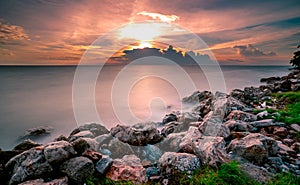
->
[0,65,290,150]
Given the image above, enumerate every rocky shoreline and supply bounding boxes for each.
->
[0,70,300,185]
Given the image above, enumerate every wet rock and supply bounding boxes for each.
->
[133,144,163,162]
[106,155,146,184]
[250,119,285,128]
[60,156,94,184]
[225,110,257,122]
[53,135,68,142]
[257,110,268,119]
[240,163,273,183]
[291,142,300,153]
[71,137,99,154]
[69,130,94,142]
[18,176,68,185]
[13,139,41,151]
[82,150,102,162]
[110,124,163,146]
[44,141,76,164]
[260,76,281,84]
[161,121,188,136]
[277,142,294,156]
[273,127,288,138]
[105,138,135,159]
[182,90,202,104]
[95,157,113,175]
[5,147,53,185]
[146,167,160,178]
[21,126,52,139]
[159,152,200,176]
[199,119,230,138]
[157,132,186,152]
[227,133,278,165]
[179,127,202,153]
[227,96,249,111]
[283,138,294,146]
[211,92,231,122]
[69,122,109,137]
[0,150,22,166]
[224,120,254,132]
[191,136,230,166]
[290,124,300,132]
[162,113,178,124]
[177,112,201,124]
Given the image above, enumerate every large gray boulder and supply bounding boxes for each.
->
[227,133,278,165]
[159,152,200,175]
[44,141,76,164]
[59,156,94,184]
[106,155,146,184]
[69,122,109,137]
[104,138,135,159]
[110,124,163,146]
[5,147,53,185]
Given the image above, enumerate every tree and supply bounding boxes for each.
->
[290,44,300,69]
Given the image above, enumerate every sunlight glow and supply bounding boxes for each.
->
[133,42,152,49]
[119,22,163,41]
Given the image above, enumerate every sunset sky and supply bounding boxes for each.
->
[0,0,299,65]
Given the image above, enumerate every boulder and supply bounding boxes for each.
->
[133,144,163,162]
[69,130,94,142]
[71,137,99,154]
[224,120,254,132]
[21,126,52,139]
[106,155,146,184]
[250,119,285,128]
[227,96,249,111]
[5,147,53,185]
[161,121,188,136]
[82,150,102,162]
[240,163,273,183]
[69,122,109,137]
[159,152,200,176]
[227,133,278,165]
[104,138,135,159]
[95,157,113,175]
[273,127,288,138]
[191,136,230,167]
[291,142,300,153]
[146,167,160,178]
[192,98,212,117]
[225,110,257,122]
[162,113,178,124]
[18,176,68,185]
[13,139,41,151]
[290,124,300,132]
[182,91,201,104]
[179,127,202,153]
[157,132,186,152]
[177,112,201,124]
[44,141,76,164]
[260,76,281,84]
[211,92,231,122]
[277,142,294,156]
[60,156,94,184]
[110,124,163,146]
[198,119,230,138]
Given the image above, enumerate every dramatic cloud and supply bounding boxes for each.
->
[233,44,276,57]
[137,11,179,23]
[0,20,29,42]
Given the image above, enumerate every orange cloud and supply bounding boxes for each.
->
[137,11,179,23]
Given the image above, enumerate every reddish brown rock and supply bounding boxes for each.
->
[106,155,146,184]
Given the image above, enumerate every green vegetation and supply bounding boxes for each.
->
[272,91,300,124]
[273,91,300,103]
[85,161,300,185]
[276,102,300,124]
[268,173,300,185]
[170,161,258,185]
